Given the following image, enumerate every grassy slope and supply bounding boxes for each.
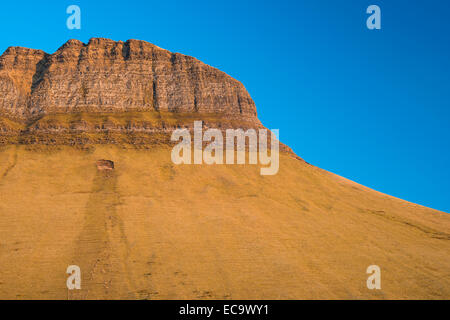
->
[0,145,448,299]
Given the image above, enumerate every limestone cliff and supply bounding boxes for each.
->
[0,38,279,148]
[0,38,258,122]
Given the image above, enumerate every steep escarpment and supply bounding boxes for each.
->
[0,38,258,122]
[0,47,49,119]
[0,38,278,148]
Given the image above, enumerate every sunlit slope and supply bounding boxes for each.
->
[0,145,448,299]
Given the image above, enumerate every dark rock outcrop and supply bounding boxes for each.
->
[96,159,114,171]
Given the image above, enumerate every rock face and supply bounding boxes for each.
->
[96,159,114,171]
[0,47,49,119]
[0,38,294,155]
[0,38,258,122]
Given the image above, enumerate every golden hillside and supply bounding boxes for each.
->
[0,144,448,299]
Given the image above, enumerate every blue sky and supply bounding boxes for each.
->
[0,0,449,212]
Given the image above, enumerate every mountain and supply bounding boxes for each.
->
[0,38,263,142]
[0,39,448,299]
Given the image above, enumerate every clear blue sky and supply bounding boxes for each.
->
[1,0,449,212]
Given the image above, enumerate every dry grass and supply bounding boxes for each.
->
[0,145,448,299]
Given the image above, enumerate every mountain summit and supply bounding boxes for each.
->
[0,38,257,120]
[0,38,279,148]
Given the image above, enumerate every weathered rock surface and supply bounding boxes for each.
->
[0,38,258,122]
[0,47,49,119]
[96,159,114,171]
[0,38,296,156]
